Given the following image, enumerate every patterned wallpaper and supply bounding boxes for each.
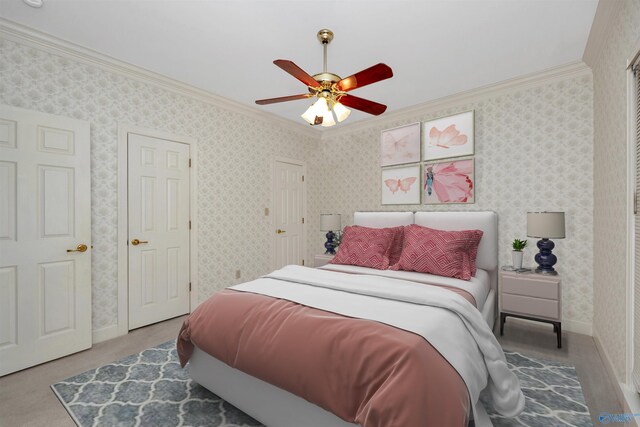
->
[0,38,318,332]
[307,73,595,330]
[0,30,598,338]
[591,0,640,382]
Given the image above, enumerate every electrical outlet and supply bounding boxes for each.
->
[235,270,241,279]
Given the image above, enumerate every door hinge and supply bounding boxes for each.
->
[189,220,192,229]
[302,217,304,224]
[189,158,192,168]
[302,175,304,182]
[189,282,192,292]
[302,259,305,266]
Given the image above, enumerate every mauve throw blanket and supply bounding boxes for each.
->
[178,289,470,427]
[178,266,524,427]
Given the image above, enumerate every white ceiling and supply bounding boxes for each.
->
[1,0,598,129]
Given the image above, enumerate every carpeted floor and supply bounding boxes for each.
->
[52,340,593,427]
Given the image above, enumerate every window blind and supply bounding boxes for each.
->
[632,60,640,392]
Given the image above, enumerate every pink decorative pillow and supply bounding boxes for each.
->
[465,230,484,277]
[348,225,405,266]
[330,226,396,270]
[390,225,482,280]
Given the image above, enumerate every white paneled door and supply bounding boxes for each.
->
[128,133,190,329]
[273,159,306,269]
[0,105,91,377]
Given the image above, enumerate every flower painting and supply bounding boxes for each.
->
[423,159,474,204]
[381,164,421,205]
[380,122,421,167]
[423,111,474,161]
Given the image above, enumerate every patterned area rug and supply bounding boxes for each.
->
[52,341,593,427]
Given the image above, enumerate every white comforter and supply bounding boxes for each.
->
[231,265,524,426]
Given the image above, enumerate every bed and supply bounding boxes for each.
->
[178,211,522,427]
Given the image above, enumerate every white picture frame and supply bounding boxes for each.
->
[380,122,421,167]
[423,110,474,161]
[381,164,421,205]
[423,158,475,205]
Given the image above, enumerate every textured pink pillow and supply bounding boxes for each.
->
[466,230,484,277]
[390,225,481,280]
[348,225,405,266]
[330,226,396,270]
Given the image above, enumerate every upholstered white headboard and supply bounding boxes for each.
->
[353,211,414,228]
[351,210,498,325]
[413,211,498,272]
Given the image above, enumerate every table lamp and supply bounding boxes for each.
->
[320,214,341,255]
[527,212,565,275]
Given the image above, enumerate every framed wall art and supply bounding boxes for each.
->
[423,110,474,161]
[380,122,421,167]
[423,158,475,204]
[381,164,421,205]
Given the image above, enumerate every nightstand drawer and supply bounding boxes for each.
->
[502,294,559,320]
[502,275,558,299]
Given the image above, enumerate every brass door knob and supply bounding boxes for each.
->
[276,229,286,234]
[67,244,88,253]
[131,239,149,246]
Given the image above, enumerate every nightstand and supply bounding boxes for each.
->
[314,254,334,267]
[499,270,562,348]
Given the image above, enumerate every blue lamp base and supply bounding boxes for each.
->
[324,231,336,255]
[534,238,558,275]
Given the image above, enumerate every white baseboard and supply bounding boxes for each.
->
[562,319,592,336]
[92,324,125,344]
[594,333,640,426]
[506,316,592,336]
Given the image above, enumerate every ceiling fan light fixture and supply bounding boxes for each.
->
[255,29,393,126]
[332,101,351,122]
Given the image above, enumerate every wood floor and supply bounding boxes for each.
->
[0,316,623,426]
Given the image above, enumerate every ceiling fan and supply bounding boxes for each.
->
[255,29,393,127]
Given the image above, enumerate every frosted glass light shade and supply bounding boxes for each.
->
[333,102,351,122]
[301,105,316,124]
[320,214,341,231]
[301,97,330,124]
[527,212,565,238]
[321,110,336,127]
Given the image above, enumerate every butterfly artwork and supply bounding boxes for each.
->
[380,122,421,167]
[384,176,417,194]
[381,164,421,205]
[423,159,475,204]
[423,111,474,161]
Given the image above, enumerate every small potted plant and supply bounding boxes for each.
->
[512,238,527,269]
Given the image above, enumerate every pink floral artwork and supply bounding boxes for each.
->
[423,111,474,161]
[423,159,474,204]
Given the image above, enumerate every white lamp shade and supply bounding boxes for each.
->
[301,98,326,124]
[301,105,316,124]
[527,212,565,238]
[333,102,351,122]
[320,214,341,231]
[321,110,336,127]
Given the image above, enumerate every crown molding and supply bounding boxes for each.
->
[319,61,591,140]
[583,0,622,68]
[0,18,320,140]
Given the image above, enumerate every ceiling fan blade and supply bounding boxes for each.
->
[340,95,387,116]
[274,60,322,89]
[336,63,393,92]
[255,94,313,105]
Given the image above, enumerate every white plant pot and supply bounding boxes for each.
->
[512,251,524,269]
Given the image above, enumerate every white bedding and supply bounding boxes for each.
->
[232,265,525,426]
[319,263,491,312]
